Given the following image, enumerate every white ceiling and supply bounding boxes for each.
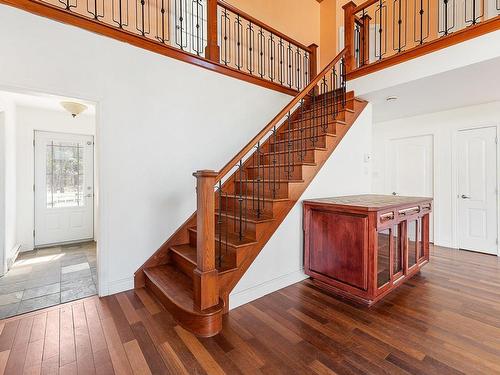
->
[0,90,96,115]
[364,56,500,123]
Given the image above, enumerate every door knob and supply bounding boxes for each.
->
[461,194,470,199]
[392,192,397,196]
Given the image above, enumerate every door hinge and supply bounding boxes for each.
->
[33,139,35,147]
[496,136,498,144]
[33,229,35,238]
[33,184,35,192]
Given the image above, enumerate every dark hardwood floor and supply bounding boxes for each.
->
[0,244,499,374]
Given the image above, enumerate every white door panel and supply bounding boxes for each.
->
[458,127,497,254]
[35,131,94,247]
[388,135,434,240]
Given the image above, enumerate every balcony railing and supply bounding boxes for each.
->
[5,0,317,93]
[343,0,500,78]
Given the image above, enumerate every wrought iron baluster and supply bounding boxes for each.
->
[354,22,361,67]
[246,21,255,74]
[156,0,170,43]
[278,38,285,86]
[438,0,456,36]
[303,52,310,87]
[268,34,276,82]
[393,0,408,53]
[414,0,430,45]
[217,181,223,268]
[234,14,243,70]
[375,0,387,60]
[191,0,205,56]
[271,126,278,198]
[136,0,151,37]
[465,0,484,26]
[295,47,302,91]
[113,0,129,28]
[87,0,104,20]
[58,0,77,11]
[257,28,266,78]
[175,0,188,50]
[220,7,231,65]
[287,42,293,88]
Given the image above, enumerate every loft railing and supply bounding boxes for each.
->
[215,1,318,91]
[193,49,347,309]
[343,0,500,77]
[3,0,316,93]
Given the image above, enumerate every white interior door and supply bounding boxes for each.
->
[389,135,434,239]
[35,131,94,247]
[457,127,498,255]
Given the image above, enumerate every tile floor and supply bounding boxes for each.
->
[0,241,97,319]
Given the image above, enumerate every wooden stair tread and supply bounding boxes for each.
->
[222,194,290,202]
[171,244,236,273]
[246,162,316,168]
[215,210,275,223]
[262,148,327,156]
[143,265,223,315]
[271,133,337,145]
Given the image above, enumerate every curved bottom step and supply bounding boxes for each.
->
[143,265,224,337]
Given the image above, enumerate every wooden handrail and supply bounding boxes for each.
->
[353,0,377,14]
[217,0,314,54]
[216,48,347,182]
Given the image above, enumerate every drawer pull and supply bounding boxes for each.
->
[380,212,394,222]
[398,206,420,215]
[421,204,432,211]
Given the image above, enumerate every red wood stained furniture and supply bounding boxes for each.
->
[304,195,432,306]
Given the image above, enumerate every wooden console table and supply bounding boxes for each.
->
[303,195,432,306]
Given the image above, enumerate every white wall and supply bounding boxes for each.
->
[0,5,292,295]
[372,101,500,249]
[15,106,96,251]
[230,104,373,309]
[0,97,18,274]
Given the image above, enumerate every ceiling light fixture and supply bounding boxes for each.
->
[61,101,88,118]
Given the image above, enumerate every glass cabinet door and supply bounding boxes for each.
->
[407,220,419,268]
[377,229,391,288]
[393,224,403,277]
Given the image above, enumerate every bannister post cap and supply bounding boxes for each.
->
[342,1,357,10]
[193,170,218,178]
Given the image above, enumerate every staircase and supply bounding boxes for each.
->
[134,49,368,337]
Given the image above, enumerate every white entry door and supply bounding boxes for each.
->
[34,131,94,247]
[457,127,498,255]
[389,135,434,239]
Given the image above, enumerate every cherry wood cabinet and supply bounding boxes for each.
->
[304,195,432,306]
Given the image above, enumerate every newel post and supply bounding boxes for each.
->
[308,44,318,81]
[343,1,357,73]
[205,0,220,62]
[193,170,219,310]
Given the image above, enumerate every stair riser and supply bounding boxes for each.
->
[268,136,327,152]
[144,276,223,337]
[276,126,336,142]
[215,217,271,241]
[287,117,344,132]
[261,149,316,164]
[188,230,244,267]
[234,180,290,199]
[218,196,286,218]
[246,165,303,180]
[170,251,195,278]
[300,109,347,123]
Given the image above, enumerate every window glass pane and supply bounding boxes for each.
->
[377,229,391,288]
[408,220,418,267]
[46,141,84,208]
[393,224,402,275]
